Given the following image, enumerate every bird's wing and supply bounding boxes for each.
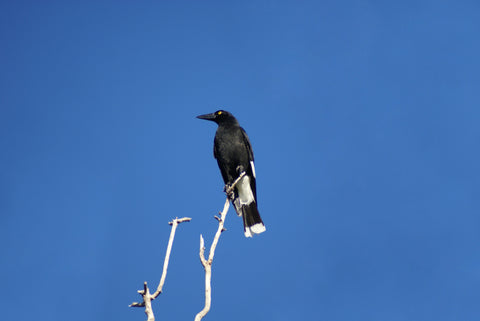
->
[240,127,254,162]
[241,127,256,178]
[213,135,231,184]
[240,127,257,199]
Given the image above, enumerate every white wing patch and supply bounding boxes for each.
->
[250,161,256,178]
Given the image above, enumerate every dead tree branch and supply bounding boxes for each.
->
[195,171,245,321]
[130,216,191,321]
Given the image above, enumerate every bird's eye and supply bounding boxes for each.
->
[216,111,223,115]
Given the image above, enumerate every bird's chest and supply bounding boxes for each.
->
[214,128,248,164]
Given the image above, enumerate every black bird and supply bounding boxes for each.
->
[197,110,266,237]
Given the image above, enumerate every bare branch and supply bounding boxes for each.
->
[194,200,227,321]
[195,172,245,321]
[208,198,230,263]
[153,217,192,297]
[130,217,191,321]
[145,282,155,321]
[199,234,207,266]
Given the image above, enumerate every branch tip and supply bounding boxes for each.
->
[169,216,192,225]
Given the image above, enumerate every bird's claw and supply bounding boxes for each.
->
[224,184,235,199]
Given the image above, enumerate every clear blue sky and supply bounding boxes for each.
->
[1,1,479,320]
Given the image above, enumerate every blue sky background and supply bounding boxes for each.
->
[1,1,479,320]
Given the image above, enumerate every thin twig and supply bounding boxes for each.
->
[208,198,230,263]
[194,172,245,321]
[130,217,191,321]
[154,217,192,297]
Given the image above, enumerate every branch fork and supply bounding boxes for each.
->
[195,171,245,321]
[130,172,246,321]
[130,217,191,321]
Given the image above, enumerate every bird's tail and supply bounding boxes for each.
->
[231,175,266,237]
[240,202,266,238]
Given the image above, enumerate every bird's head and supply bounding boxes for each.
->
[196,110,238,125]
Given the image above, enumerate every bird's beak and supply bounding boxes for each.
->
[196,113,216,121]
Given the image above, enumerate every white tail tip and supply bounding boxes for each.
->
[244,223,266,237]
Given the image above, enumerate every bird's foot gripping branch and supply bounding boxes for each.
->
[224,171,246,199]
